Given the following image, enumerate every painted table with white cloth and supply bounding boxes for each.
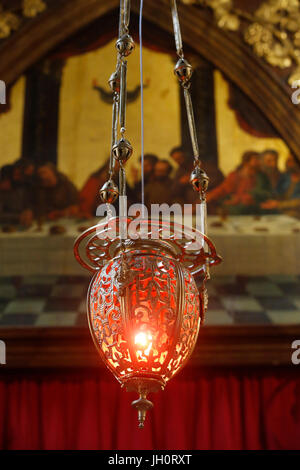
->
[0,215,299,276]
[206,215,300,276]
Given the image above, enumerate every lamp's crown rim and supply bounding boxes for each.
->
[74,217,222,275]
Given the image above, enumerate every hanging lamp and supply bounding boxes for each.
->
[74,0,221,428]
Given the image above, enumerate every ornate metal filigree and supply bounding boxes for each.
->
[88,252,200,385]
[74,218,222,276]
[181,0,300,84]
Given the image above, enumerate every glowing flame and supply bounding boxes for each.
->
[135,332,153,356]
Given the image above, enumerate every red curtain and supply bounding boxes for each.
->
[0,367,299,450]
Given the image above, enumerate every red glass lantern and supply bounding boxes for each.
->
[74,218,221,427]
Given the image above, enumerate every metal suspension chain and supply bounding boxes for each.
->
[171,0,209,203]
[119,0,130,37]
[171,0,184,58]
[98,0,135,292]
[99,0,134,209]
[101,0,208,207]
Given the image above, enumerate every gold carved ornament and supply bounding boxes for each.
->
[181,0,300,84]
[0,0,46,39]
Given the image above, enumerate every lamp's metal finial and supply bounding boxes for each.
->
[131,394,154,429]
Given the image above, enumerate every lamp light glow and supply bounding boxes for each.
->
[135,332,153,354]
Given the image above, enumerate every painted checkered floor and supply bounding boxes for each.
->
[0,275,299,327]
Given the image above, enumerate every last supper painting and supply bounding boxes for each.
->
[0,0,299,454]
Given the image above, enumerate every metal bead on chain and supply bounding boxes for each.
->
[112,137,133,164]
[190,163,209,199]
[174,58,193,87]
[99,179,120,204]
[108,71,121,93]
[171,0,210,201]
[116,33,135,57]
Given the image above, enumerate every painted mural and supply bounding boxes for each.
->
[0,39,299,228]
